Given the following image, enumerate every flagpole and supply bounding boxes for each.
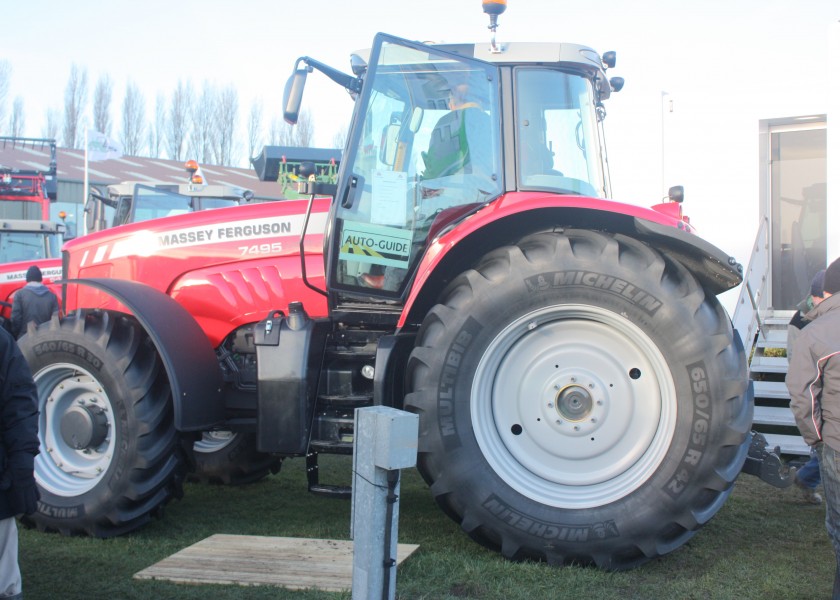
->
[83,129,89,235]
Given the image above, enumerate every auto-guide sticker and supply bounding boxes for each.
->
[339,220,412,268]
[105,213,328,261]
[0,265,62,283]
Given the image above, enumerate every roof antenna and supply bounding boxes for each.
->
[482,0,507,53]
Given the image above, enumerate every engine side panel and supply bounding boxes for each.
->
[63,199,331,347]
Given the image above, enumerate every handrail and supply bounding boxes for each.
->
[732,216,770,352]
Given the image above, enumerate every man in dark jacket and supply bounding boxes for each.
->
[787,256,840,597]
[10,266,59,339]
[0,326,40,598]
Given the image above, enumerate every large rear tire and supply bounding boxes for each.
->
[17,311,186,537]
[404,230,751,569]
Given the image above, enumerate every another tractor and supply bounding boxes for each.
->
[18,3,784,569]
[83,160,254,234]
[0,137,57,220]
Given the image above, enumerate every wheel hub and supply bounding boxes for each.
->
[556,384,593,421]
[60,404,109,450]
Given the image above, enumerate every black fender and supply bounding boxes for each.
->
[62,278,224,431]
[404,207,744,327]
[633,217,743,295]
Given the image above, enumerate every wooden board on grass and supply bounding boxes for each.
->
[134,534,420,592]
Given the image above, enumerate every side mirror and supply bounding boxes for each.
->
[283,68,309,125]
[668,185,684,203]
[83,198,96,233]
[610,77,625,92]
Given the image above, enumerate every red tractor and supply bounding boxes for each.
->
[18,3,783,568]
[0,137,57,220]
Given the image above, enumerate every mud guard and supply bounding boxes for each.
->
[62,278,224,431]
[633,218,743,294]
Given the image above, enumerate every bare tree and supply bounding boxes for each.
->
[293,109,315,147]
[147,93,166,158]
[43,108,60,139]
[190,82,216,163]
[166,80,193,160]
[332,126,348,150]
[0,61,11,131]
[62,64,88,149]
[247,100,263,162]
[268,109,313,148]
[120,81,146,156]
[215,85,238,165]
[9,97,24,137]
[92,74,114,136]
[268,116,284,146]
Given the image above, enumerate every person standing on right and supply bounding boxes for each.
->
[787,257,840,597]
[788,269,827,504]
[10,266,59,340]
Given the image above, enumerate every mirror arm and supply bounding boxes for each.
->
[297,56,363,95]
[88,191,118,209]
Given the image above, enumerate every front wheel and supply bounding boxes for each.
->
[405,230,751,569]
[189,431,282,485]
[18,311,186,537]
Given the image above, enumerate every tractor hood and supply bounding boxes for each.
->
[62,199,333,346]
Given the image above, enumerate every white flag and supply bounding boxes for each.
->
[86,130,123,161]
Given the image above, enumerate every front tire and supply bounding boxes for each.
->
[18,311,186,537]
[189,431,282,485]
[405,230,751,569]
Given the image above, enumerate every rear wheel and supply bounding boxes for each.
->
[190,431,282,485]
[18,311,186,537]
[405,230,751,569]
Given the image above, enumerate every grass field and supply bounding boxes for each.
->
[19,454,835,600]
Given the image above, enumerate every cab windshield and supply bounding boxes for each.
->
[121,185,239,226]
[333,39,503,294]
[0,231,61,262]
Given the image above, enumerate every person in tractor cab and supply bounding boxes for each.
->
[417,82,494,216]
[420,83,490,177]
[10,266,59,339]
[361,80,496,291]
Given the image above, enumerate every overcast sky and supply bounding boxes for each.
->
[2,1,838,311]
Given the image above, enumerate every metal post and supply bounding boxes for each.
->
[351,406,419,600]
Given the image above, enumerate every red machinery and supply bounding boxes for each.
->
[17,3,784,570]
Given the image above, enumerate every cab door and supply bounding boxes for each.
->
[326,34,503,301]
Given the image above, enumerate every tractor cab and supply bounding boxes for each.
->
[284,33,620,300]
[86,180,253,233]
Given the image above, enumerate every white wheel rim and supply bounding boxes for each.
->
[193,431,237,454]
[472,304,677,509]
[34,363,117,496]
